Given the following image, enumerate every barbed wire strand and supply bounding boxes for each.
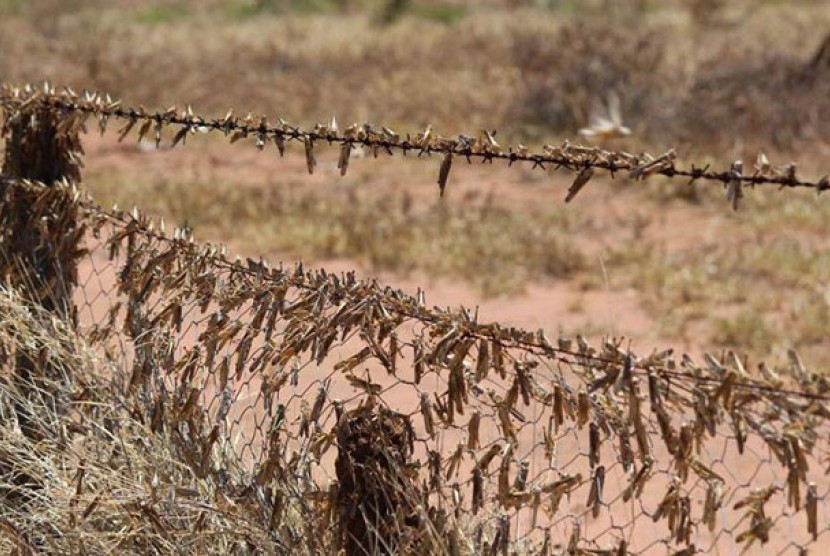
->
[2,84,829,209]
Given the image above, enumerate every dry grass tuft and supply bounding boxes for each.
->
[0,285,296,554]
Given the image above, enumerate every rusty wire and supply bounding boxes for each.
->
[1,83,830,555]
[2,83,829,209]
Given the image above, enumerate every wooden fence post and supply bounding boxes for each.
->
[0,86,84,441]
[335,404,425,555]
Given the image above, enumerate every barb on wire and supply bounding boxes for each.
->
[4,83,830,554]
[2,83,829,206]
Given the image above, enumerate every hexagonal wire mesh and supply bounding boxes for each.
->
[0,176,822,555]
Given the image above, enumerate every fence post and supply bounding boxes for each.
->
[335,404,425,555]
[0,86,84,441]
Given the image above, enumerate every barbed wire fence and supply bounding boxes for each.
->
[2,83,829,207]
[0,83,828,554]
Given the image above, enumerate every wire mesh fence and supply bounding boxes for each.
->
[0,83,829,555]
[0,176,827,554]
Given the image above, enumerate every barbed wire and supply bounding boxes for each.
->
[2,83,829,209]
[4,83,830,554]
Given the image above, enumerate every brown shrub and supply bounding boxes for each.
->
[510,18,669,136]
[677,47,830,151]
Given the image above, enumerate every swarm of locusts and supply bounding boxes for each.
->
[3,83,830,554]
[2,172,829,553]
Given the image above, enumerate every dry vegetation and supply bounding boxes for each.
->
[87,175,587,298]
[0,287,288,554]
[1,173,828,555]
[1,0,829,151]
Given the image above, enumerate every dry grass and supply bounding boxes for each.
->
[601,184,830,366]
[0,286,287,554]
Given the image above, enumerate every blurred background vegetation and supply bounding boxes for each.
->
[2,0,829,155]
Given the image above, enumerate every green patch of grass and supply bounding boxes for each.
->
[412,4,466,25]
[0,0,25,15]
[135,5,191,24]
[225,2,259,19]
[711,310,775,353]
[226,0,342,19]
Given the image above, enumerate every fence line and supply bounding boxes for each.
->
[3,174,827,405]
[2,83,829,208]
[2,83,830,555]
